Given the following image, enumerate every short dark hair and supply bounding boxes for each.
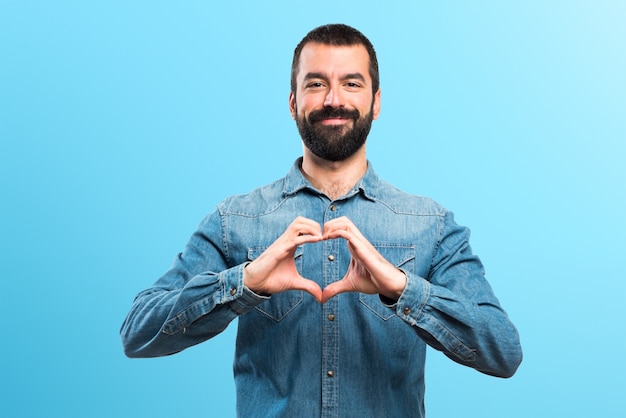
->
[291,24,379,96]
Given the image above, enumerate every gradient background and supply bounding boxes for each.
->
[1,1,624,417]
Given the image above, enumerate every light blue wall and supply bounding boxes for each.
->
[1,1,624,417]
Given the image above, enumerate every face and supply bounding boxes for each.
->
[289,43,381,162]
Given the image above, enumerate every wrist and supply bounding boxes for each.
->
[380,269,407,301]
[243,262,271,297]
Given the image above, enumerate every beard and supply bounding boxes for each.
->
[295,105,374,162]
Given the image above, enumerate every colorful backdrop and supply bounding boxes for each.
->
[2,1,624,417]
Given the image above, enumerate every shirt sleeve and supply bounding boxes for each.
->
[120,209,269,358]
[384,211,523,378]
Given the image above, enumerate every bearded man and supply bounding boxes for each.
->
[121,24,522,418]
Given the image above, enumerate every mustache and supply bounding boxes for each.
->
[308,107,360,123]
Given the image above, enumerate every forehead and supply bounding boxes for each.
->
[296,42,371,81]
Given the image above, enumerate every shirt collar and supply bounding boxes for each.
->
[282,157,379,201]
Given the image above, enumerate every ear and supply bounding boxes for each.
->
[289,92,297,120]
[372,89,381,120]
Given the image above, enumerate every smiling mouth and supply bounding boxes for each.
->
[319,117,349,125]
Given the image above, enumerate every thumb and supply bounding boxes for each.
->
[321,279,354,303]
[294,277,323,303]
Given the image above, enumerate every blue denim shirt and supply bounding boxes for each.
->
[121,159,522,417]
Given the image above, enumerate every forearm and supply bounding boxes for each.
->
[121,263,268,358]
[388,272,522,377]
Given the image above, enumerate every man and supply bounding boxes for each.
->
[121,24,522,417]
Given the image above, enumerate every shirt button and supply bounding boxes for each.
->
[403,307,411,315]
[327,314,335,321]
[327,370,335,378]
[329,204,336,211]
[327,254,335,261]
[230,287,237,296]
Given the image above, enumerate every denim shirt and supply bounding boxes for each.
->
[121,159,522,418]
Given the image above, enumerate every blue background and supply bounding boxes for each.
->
[1,1,624,417]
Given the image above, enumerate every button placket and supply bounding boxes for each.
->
[322,200,339,413]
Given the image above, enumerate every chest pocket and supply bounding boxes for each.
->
[359,244,416,320]
[248,245,304,322]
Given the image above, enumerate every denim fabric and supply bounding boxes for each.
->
[121,158,522,417]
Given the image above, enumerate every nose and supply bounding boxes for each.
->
[324,86,344,108]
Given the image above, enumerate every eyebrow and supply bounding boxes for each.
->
[303,72,367,83]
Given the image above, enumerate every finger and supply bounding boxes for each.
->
[289,217,323,239]
[321,279,354,303]
[290,232,324,247]
[323,217,363,241]
[324,224,372,262]
[293,278,323,303]
[292,216,322,231]
[273,218,323,251]
[323,227,352,241]
[322,216,352,232]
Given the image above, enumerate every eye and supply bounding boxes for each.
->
[345,82,362,88]
[306,82,324,89]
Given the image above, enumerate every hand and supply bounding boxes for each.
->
[321,217,407,303]
[243,217,324,302]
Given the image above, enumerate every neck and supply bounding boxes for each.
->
[300,147,368,200]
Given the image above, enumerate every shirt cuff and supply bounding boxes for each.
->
[381,270,430,325]
[219,262,270,315]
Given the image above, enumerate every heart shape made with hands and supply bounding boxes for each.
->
[245,217,406,304]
